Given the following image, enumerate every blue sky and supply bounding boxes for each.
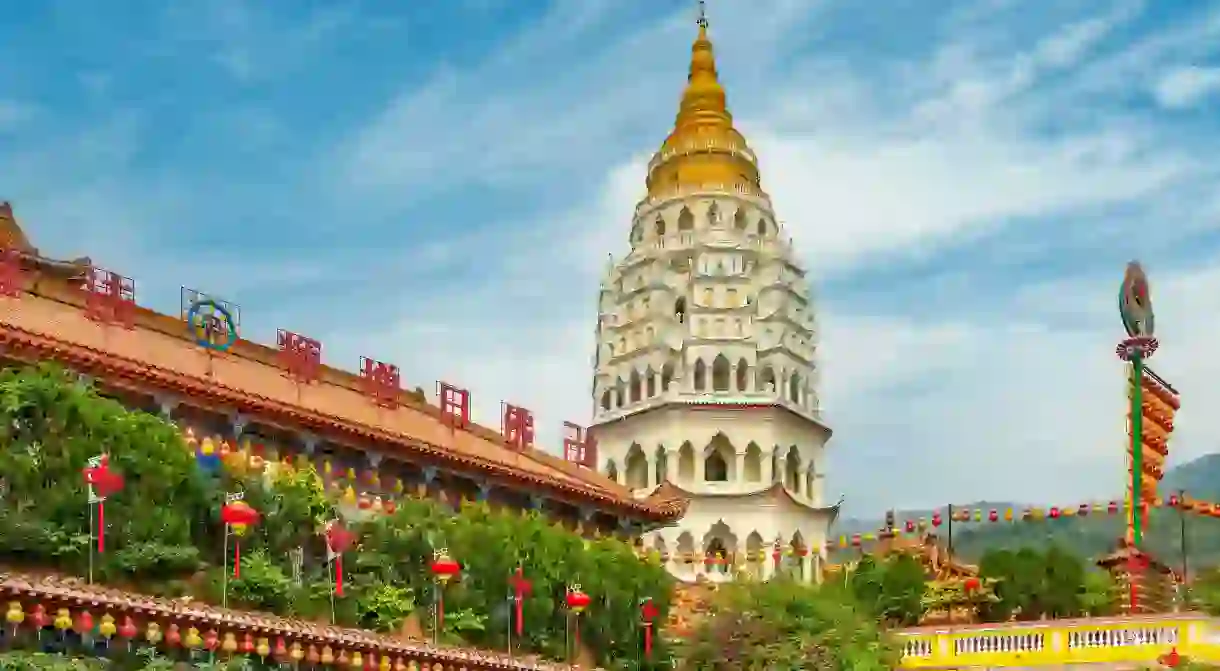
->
[3,0,1220,515]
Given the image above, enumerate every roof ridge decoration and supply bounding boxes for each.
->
[0,570,572,670]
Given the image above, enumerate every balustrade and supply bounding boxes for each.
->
[896,614,1219,668]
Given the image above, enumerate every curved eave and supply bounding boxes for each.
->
[0,319,683,524]
[593,399,833,440]
[656,479,838,517]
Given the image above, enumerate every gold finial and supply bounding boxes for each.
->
[645,2,764,200]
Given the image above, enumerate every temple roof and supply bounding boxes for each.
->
[0,211,685,523]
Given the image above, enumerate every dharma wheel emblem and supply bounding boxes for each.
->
[1118,261,1154,339]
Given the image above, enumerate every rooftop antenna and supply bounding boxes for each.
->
[696,0,708,27]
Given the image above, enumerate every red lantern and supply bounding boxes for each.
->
[274,637,288,660]
[771,543,781,568]
[83,454,124,553]
[566,585,592,657]
[1049,506,1061,519]
[904,519,915,532]
[204,629,219,651]
[1078,503,1090,517]
[75,611,94,634]
[1108,501,1119,515]
[640,598,658,659]
[324,520,357,597]
[931,512,942,527]
[964,577,980,592]
[241,632,254,654]
[30,605,46,629]
[1159,647,1181,668]
[1168,494,1180,508]
[566,586,591,613]
[988,509,998,522]
[166,624,181,647]
[851,533,861,548]
[509,567,532,637]
[430,549,460,635]
[118,616,137,639]
[221,499,260,578]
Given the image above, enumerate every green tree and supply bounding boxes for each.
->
[0,363,675,668]
[679,579,900,671]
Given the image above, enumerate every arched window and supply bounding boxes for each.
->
[756,218,766,236]
[605,461,619,483]
[704,452,728,482]
[674,297,686,323]
[654,216,666,237]
[736,358,750,391]
[645,367,657,397]
[789,372,802,403]
[678,208,694,231]
[707,203,720,227]
[758,366,777,393]
[661,361,675,391]
[629,370,642,404]
[693,359,707,391]
[600,390,612,411]
[734,208,747,230]
[711,355,731,392]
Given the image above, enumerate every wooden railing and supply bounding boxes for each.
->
[895,612,1220,667]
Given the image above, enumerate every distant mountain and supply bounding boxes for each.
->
[830,454,1220,570]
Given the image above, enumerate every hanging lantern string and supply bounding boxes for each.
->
[827,496,1220,550]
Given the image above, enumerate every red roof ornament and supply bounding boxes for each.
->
[562,422,597,468]
[83,266,136,328]
[0,247,26,297]
[359,356,400,408]
[438,382,471,430]
[501,403,535,451]
[277,329,322,384]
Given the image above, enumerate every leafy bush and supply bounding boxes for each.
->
[0,363,672,667]
[678,578,900,671]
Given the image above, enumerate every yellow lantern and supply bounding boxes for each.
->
[5,602,23,626]
[256,637,270,658]
[379,654,391,671]
[290,642,304,662]
[54,609,72,632]
[350,651,363,668]
[185,626,203,649]
[146,622,162,644]
[321,645,335,665]
[99,614,116,639]
[221,632,237,653]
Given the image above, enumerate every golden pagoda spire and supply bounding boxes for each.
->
[645,2,762,199]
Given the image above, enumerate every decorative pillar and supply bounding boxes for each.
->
[664,447,678,482]
[734,451,746,487]
[761,448,775,484]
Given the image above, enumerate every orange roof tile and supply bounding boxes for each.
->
[0,570,568,670]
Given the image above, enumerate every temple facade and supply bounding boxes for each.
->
[588,15,835,583]
[0,202,684,541]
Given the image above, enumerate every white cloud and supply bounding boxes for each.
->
[1152,65,1220,109]
[10,0,1220,520]
[322,0,1220,517]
